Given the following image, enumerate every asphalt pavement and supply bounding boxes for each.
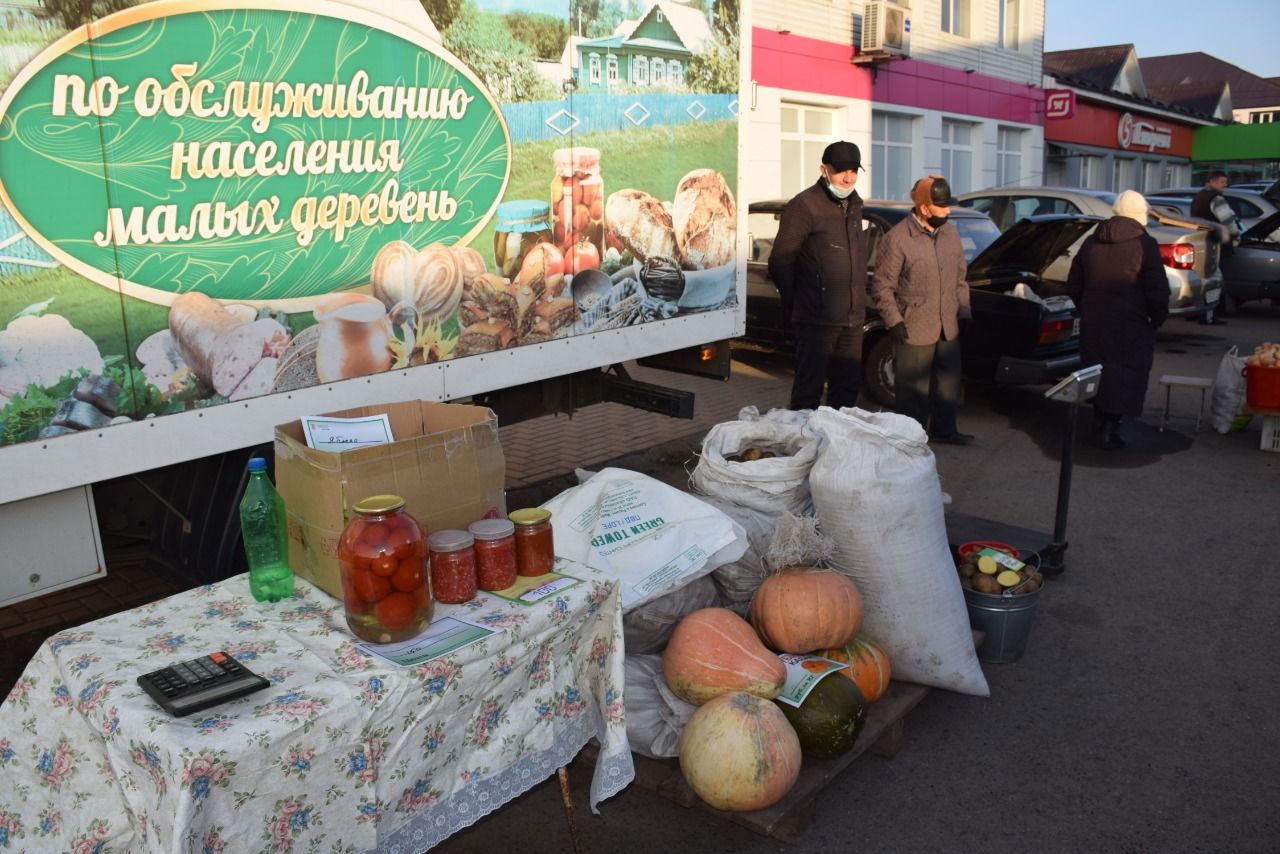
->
[441,303,1280,854]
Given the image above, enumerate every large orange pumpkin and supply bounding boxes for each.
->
[663,608,786,705]
[817,634,892,704]
[679,691,802,811]
[750,567,863,653]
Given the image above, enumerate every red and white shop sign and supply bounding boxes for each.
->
[1117,112,1173,151]
[1045,89,1075,119]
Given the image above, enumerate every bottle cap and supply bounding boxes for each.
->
[352,494,406,514]
[469,518,515,540]
[429,529,474,552]
[508,508,552,527]
[248,457,267,472]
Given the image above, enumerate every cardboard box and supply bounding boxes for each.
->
[274,401,506,599]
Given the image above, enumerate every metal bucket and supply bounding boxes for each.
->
[964,583,1043,663]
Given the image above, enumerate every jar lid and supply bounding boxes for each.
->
[496,200,551,232]
[428,529,474,552]
[353,494,405,514]
[552,147,600,174]
[469,518,515,540]
[508,507,552,527]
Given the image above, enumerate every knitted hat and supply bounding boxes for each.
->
[1113,190,1149,225]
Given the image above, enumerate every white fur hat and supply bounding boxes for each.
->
[1113,190,1149,225]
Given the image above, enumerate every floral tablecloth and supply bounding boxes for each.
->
[0,565,632,853]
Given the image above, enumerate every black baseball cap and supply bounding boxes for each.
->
[822,141,863,173]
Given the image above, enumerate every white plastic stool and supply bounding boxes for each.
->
[1159,375,1214,432]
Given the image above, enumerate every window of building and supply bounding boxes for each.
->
[652,57,665,84]
[872,111,915,200]
[668,60,682,85]
[634,55,648,85]
[1112,158,1136,192]
[607,55,618,84]
[998,0,1020,50]
[1251,111,1275,124]
[1142,161,1163,192]
[1079,155,1107,190]
[781,103,837,198]
[996,126,1023,187]
[941,120,974,195]
[941,0,970,38]
[589,54,601,85]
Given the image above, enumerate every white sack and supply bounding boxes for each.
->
[807,407,989,697]
[623,574,720,654]
[623,655,697,759]
[1210,345,1252,434]
[544,467,746,611]
[700,497,778,608]
[690,407,819,515]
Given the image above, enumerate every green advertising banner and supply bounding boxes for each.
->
[0,0,740,451]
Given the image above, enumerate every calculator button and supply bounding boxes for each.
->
[209,652,229,665]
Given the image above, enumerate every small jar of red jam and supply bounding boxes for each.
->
[428,530,478,604]
[468,519,518,591]
[338,495,431,644]
[508,508,555,577]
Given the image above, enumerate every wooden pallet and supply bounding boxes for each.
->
[585,680,931,844]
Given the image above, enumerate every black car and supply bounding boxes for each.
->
[744,201,1100,406]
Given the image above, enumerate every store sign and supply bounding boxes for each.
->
[1045,89,1075,120]
[0,1,511,306]
[1117,112,1172,152]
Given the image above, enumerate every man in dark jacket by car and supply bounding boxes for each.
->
[1064,191,1169,450]
[1190,170,1235,325]
[768,141,868,410]
[870,175,973,444]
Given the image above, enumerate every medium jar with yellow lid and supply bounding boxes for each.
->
[338,494,432,644]
[509,507,555,577]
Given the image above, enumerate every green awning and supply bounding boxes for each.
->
[1193,123,1280,161]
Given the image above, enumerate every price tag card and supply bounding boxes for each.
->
[774,653,848,708]
[484,572,584,605]
[301,414,394,451]
[355,615,495,667]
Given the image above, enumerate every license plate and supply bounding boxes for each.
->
[1205,288,1221,305]
[1072,317,1080,337]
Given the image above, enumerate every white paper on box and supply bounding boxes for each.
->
[543,468,746,611]
[300,414,394,451]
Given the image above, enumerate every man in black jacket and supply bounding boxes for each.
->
[1190,170,1236,326]
[768,141,869,410]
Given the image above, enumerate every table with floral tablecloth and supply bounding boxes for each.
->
[0,563,632,853]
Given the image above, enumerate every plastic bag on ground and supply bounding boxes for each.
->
[690,407,819,515]
[1210,346,1252,434]
[623,574,720,654]
[623,655,697,759]
[544,468,746,612]
[807,407,989,697]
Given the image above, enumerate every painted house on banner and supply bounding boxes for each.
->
[574,0,715,92]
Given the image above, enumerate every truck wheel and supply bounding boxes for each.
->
[863,334,897,408]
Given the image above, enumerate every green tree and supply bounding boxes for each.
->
[445,5,557,103]
[710,0,738,39]
[420,0,465,33]
[37,0,138,29]
[504,11,569,61]
[686,28,738,94]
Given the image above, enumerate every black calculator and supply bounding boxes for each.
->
[137,651,270,717]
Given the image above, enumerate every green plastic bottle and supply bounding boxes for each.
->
[240,457,295,602]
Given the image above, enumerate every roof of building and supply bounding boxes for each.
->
[577,1,713,55]
[1140,52,1280,109]
[1044,45,1135,91]
[1044,45,1226,124]
[1146,80,1230,118]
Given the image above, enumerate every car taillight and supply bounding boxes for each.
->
[1038,317,1074,345]
[1159,243,1195,270]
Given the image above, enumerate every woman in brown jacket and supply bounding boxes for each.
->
[1064,190,1169,450]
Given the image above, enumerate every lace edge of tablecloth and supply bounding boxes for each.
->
[378,714,635,853]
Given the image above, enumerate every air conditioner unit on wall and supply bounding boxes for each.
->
[862,0,910,57]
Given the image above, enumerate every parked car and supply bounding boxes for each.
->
[744,200,1097,406]
[1153,186,1278,233]
[955,186,1223,319]
[1150,196,1280,312]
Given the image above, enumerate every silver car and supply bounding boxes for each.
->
[956,186,1222,320]
[1155,187,1278,234]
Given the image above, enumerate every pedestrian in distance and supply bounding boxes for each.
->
[870,175,974,445]
[1064,190,1169,451]
[1190,170,1236,325]
[768,141,869,411]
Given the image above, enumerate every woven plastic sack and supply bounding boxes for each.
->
[1210,346,1252,434]
[690,408,818,515]
[623,654,697,759]
[623,574,720,654]
[807,407,989,697]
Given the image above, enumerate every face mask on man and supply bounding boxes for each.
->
[925,213,949,228]
[827,181,856,200]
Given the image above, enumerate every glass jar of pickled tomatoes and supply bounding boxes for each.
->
[469,518,517,591]
[508,508,555,577]
[551,147,604,260]
[428,530,478,604]
[338,495,431,644]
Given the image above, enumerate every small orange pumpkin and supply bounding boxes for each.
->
[817,634,892,704]
[663,608,786,705]
[750,567,863,654]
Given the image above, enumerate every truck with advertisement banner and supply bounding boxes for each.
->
[0,0,746,602]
